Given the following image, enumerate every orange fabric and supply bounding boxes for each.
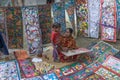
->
[14,50,29,60]
[58,36,78,62]
[59,36,77,50]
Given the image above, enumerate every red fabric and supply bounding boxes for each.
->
[51,31,60,45]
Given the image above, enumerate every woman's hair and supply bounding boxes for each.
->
[52,22,61,28]
[67,28,73,34]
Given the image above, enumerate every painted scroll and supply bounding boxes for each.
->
[100,0,117,42]
[22,7,43,54]
[65,0,76,35]
[0,0,13,6]
[0,60,21,80]
[38,5,52,44]
[6,7,23,49]
[116,0,120,39]
[0,8,8,46]
[52,2,66,32]
[76,0,89,37]
[95,66,120,80]
[88,0,100,38]
[103,55,120,75]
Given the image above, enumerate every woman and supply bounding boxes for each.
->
[57,28,78,62]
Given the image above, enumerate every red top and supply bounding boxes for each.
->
[51,31,60,45]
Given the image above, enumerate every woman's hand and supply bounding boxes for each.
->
[62,47,68,52]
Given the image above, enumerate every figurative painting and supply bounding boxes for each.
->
[100,0,117,42]
[38,4,52,44]
[76,0,89,37]
[22,6,43,54]
[52,2,66,32]
[0,60,21,80]
[65,0,76,35]
[6,7,23,49]
[88,0,100,38]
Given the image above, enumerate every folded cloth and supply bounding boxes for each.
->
[14,50,29,60]
[32,58,42,63]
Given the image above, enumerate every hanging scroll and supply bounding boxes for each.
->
[6,7,23,49]
[38,5,52,44]
[22,7,43,54]
[116,0,120,39]
[88,0,100,38]
[0,60,21,80]
[0,8,8,46]
[0,0,13,6]
[65,0,76,35]
[76,0,89,37]
[52,2,66,32]
[100,0,117,42]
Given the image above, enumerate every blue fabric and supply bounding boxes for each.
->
[0,32,9,55]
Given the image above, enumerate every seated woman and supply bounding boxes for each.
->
[57,28,78,62]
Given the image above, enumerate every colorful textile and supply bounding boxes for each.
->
[6,7,23,49]
[100,0,117,42]
[42,72,59,80]
[54,68,63,78]
[76,0,89,37]
[95,66,120,80]
[38,5,52,44]
[60,62,85,76]
[102,55,120,75]
[0,60,21,80]
[91,41,113,60]
[33,61,55,74]
[0,8,8,46]
[52,2,66,32]
[88,0,100,38]
[116,0,120,40]
[84,73,104,80]
[14,50,29,60]
[18,59,39,78]
[23,76,42,80]
[116,0,120,30]
[61,68,93,80]
[0,0,13,6]
[22,6,43,54]
[65,0,76,35]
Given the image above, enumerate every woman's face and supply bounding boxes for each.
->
[65,29,71,37]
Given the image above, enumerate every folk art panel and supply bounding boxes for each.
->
[88,0,100,38]
[52,2,66,32]
[0,60,21,80]
[95,66,120,80]
[102,55,120,75]
[38,4,52,44]
[76,0,89,37]
[100,0,117,42]
[65,0,76,35]
[6,7,23,49]
[22,6,43,54]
